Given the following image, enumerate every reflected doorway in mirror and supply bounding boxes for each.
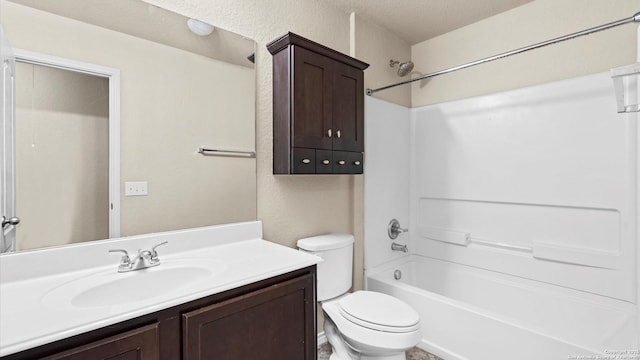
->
[11,49,121,252]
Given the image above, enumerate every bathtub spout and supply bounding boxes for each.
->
[391,242,408,253]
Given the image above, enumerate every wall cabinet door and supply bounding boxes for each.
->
[182,274,315,360]
[292,46,333,151]
[42,324,159,360]
[332,61,364,153]
[291,45,364,153]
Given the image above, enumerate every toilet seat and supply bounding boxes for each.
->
[337,291,420,333]
[322,293,422,357]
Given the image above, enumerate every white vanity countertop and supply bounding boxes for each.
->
[0,221,321,356]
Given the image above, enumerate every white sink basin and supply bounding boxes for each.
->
[42,259,224,309]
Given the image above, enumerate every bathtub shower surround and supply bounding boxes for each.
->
[364,70,639,359]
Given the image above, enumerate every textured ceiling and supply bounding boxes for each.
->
[7,0,256,67]
[324,0,534,45]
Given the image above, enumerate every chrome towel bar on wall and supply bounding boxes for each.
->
[197,148,256,158]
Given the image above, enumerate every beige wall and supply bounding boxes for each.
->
[140,0,412,333]
[15,63,109,250]
[2,1,256,239]
[411,0,640,107]
[144,0,355,248]
[6,0,632,339]
[141,0,408,258]
[352,14,412,108]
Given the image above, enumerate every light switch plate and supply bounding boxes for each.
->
[125,181,148,196]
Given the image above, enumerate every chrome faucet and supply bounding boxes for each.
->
[391,242,408,253]
[109,241,168,272]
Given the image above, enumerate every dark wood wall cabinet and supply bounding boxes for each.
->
[2,267,316,360]
[267,32,369,175]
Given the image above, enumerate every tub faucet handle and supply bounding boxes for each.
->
[388,219,408,239]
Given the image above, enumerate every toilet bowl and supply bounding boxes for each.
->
[322,291,421,360]
[297,234,422,360]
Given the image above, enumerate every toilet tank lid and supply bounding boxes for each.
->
[297,233,354,251]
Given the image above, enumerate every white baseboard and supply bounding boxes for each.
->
[317,331,327,346]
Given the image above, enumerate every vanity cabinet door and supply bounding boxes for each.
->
[182,274,315,360]
[42,323,159,360]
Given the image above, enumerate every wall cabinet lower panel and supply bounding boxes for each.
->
[2,267,316,360]
[292,148,363,174]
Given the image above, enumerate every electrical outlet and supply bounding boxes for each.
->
[125,181,148,196]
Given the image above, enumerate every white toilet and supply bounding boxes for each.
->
[297,234,421,360]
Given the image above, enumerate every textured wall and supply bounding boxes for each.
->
[411,0,640,107]
[139,0,355,334]
[143,0,355,250]
[353,14,412,107]
[139,0,413,334]
[141,1,410,254]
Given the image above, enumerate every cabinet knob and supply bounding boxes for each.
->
[337,160,345,165]
[302,158,311,164]
[322,159,330,165]
[336,130,341,139]
[327,129,332,138]
[354,161,361,166]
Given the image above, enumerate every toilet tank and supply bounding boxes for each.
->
[297,234,354,301]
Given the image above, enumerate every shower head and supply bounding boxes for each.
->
[390,59,414,77]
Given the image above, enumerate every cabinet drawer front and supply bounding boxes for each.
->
[291,148,316,174]
[42,323,159,360]
[315,150,333,174]
[332,151,363,174]
[182,274,315,360]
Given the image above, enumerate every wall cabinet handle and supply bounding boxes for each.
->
[338,160,345,165]
[302,158,311,164]
[336,130,341,138]
[322,159,330,165]
[327,129,332,138]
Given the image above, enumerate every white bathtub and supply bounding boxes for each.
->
[366,255,638,360]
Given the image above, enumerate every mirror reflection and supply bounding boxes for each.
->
[1,0,257,252]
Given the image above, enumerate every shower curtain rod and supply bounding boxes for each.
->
[366,11,640,96]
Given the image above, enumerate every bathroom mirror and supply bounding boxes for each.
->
[0,0,257,252]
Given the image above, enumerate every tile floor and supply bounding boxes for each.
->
[318,342,444,360]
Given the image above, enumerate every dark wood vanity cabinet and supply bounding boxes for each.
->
[183,275,314,360]
[267,32,369,174]
[3,267,316,360]
[41,324,159,360]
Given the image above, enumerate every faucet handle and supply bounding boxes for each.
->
[388,219,408,239]
[150,241,168,259]
[109,249,131,265]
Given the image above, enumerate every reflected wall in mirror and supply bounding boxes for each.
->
[15,62,111,250]
[0,0,257,252]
